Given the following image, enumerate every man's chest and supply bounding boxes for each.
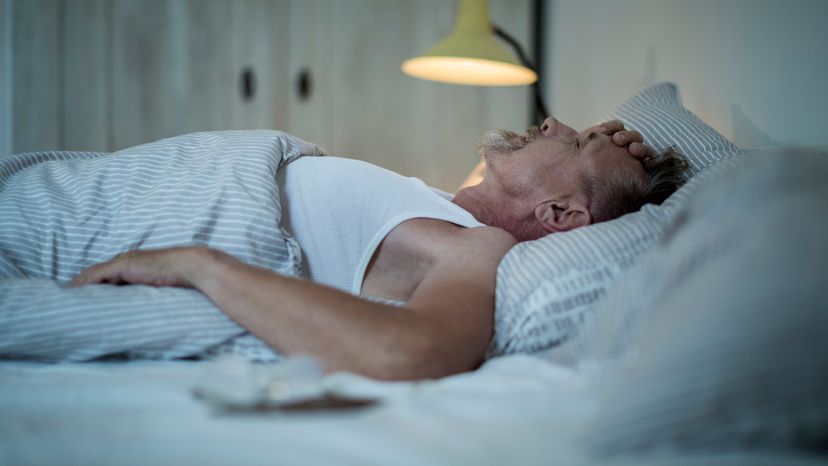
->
[360,218,462,302]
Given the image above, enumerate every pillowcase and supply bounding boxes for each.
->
[584,148,828,454]
[543,156,745,367]
[608,82,739,178]
[487,82,741,358]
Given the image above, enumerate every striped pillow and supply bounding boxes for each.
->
[607,82,740,177]
[587,148,828,453]
[487,82,741,359]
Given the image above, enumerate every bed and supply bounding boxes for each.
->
[2,355,823,466]
[1,83,826,465]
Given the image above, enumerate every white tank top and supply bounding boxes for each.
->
[277,156,484,295]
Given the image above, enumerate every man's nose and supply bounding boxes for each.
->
[540,117,557,135]
[540,117,576,137]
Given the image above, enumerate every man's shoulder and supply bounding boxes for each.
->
[390,218,516,268]
[457,225,517,250]
[467,225,517,243]
[437,224,517,268]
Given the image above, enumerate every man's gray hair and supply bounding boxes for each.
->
[587,147,689,223]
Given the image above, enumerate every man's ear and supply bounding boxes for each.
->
[534,199,592,233]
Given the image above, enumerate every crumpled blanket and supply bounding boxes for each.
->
[0,130,326,362]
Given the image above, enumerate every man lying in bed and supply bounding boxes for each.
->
[64,117,685,380]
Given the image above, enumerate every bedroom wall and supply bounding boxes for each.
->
[542,0,828,148]
[0,0,10,157]
[0,0,532,191]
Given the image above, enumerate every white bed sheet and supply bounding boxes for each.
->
[0,355,820,466]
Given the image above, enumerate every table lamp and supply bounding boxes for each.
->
[402,0,547,118]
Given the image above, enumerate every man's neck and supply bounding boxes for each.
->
[452,185,546,241]
[452,186,498,226]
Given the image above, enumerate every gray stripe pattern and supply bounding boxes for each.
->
[585,149,828,453]
[488,82,742,358]
[0,130,326,362]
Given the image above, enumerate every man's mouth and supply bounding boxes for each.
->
[523,126,542,146]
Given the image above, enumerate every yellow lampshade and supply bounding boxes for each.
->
[402,0,537,86]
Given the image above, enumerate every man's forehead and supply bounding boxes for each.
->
[583,135,646,185]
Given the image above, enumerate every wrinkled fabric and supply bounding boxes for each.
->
[0,130,326,362]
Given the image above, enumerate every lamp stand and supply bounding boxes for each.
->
[492,25,549,124]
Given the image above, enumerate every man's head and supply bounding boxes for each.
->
[454,117,688,241]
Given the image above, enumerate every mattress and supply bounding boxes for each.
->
[0,356,819,466]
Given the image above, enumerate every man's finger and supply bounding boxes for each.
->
[71,263,109,286]
[612,130,644,146]
[70,272,91,286]
[596,120,625,134]
[628,142,657,159]
[71,270,97,286]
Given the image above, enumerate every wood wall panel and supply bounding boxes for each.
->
[228,0,291,132]
[111,0,233,150]
[7,0,530,190]
[62,0,110,151]
[0,0,11,157]
[328,0,454,185]
[12,0,60,153]
[111,0,175,149]
[288,0,530,192]
[185,0,233,134]
[285,0,336,149]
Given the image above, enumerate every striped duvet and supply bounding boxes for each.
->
[0,130,326,362]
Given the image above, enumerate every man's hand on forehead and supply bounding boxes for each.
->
[582,120,657,160]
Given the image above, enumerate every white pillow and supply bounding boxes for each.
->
[488,82,741,358]
[584,148,828,453]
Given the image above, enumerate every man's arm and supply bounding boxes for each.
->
[71,228,516,380]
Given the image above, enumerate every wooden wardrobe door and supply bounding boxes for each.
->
[110,0,233,150]
[10,0,60,153]
[284,0,336,150]
[63,0,111,151]
[6,0,531,186]
[287,0,530,192]
[227,0,290,132]
[0,0,13,157]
